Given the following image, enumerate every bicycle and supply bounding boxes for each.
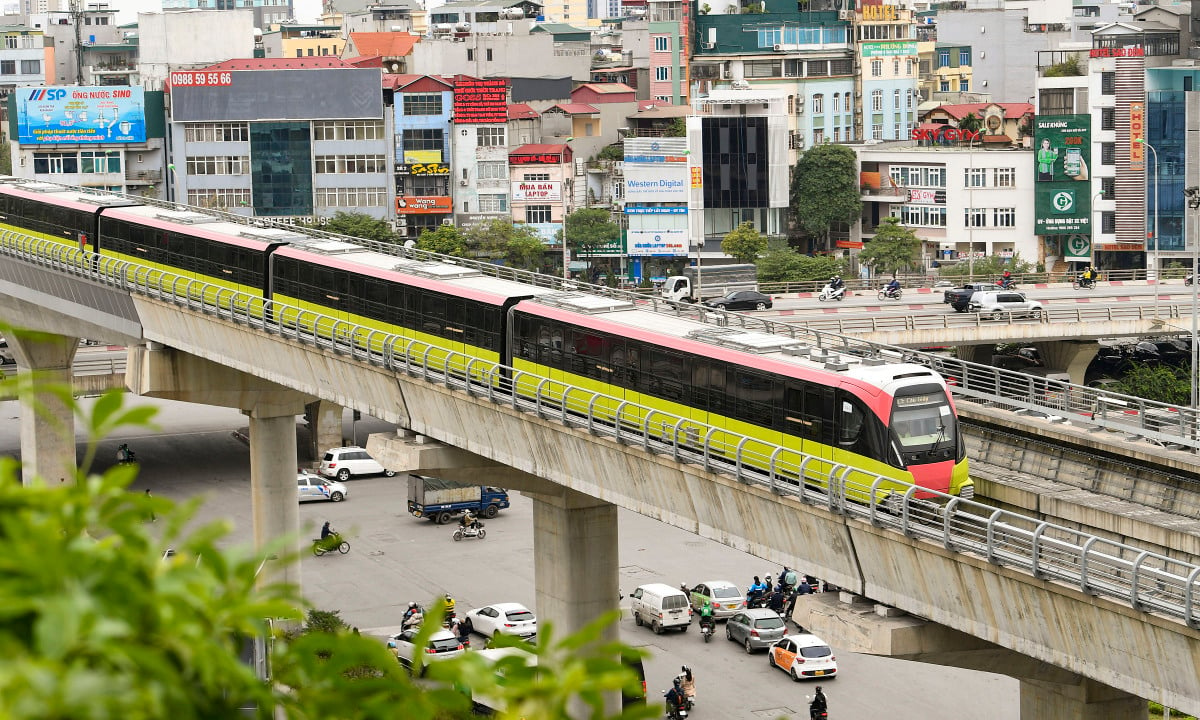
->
[313,532,350,556]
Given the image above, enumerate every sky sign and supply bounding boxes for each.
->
[17,86,146,144]
[1034,114,1091,236]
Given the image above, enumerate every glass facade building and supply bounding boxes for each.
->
[250,122,313,217]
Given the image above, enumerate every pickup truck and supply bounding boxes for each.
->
[943,283,1003,312]
[407,474,510,524]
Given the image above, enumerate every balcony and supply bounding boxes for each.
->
[126,169,162,184]
[861,186,907,201]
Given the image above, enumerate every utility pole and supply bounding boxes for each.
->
[70,0,85,85]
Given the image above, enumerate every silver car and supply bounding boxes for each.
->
[726,609,787,653]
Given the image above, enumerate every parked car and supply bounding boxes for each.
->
[702,290,773,311]
[318,446,397,481]
[387,627,466,671]
[463,602,537,640]
[943,283,1003,311]
[686,581,744,619]
[967,291,1043,319]
[725,608,787,653]
[768,633,838,681]
[629,583,692,634]
[297,471,347,502]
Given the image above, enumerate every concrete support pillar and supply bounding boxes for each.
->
[1030,340,1100,386]
[1021,677,1148,720]
[955,344,993,366]
[9,333,78,486]
[248,407,303,591]
[305,400,344,462]
[529,487,620,644]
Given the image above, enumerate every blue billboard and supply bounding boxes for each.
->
[17,86,146,144]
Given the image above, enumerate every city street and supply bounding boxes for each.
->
[0,395,1018,719]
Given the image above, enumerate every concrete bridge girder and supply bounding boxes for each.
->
[956,340,1101,385]
[863,318,1165,349]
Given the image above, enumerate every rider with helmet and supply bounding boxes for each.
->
[459,509,478,530]
[678,666,696,707]
[828,275,845,292]
[809,686,828,719]
[886,276,901,295]
[698,600,715,633]
[665,678,687,718]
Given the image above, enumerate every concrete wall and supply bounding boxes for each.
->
[136,10,258,91]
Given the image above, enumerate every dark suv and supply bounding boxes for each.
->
[944,283,1003,312]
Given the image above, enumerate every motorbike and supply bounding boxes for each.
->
[1072,277,1097,290]
[700,617,715,642]
[817,284,846,302]
[452,521,486,541]
[807,697,828,720]
[663,691,689,720]
[877,286,902,301]
[1186,274,1194,287]
[116,443,138,464]
[312,532,350,556]
[999,278,1018,290]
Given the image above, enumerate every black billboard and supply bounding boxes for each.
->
[170,68,384,122]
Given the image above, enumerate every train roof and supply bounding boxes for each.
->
[0,183,140,213]
[100,204,309,251]
[275,239,560,305]
[516,293,944,398]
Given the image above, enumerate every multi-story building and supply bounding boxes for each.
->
[923,43,973,98]
[39,6,121,86]
[332,0,427,35]
[855,3,920,142]
[508,142,573,250]
[82,25,139,87]
[407,21,591,82]
[342,31,420,73]
[448,75,511,233]
[622,136,686,280]
[0,25,46,99]
[261,22,345,58]
[160,0,293,28]
[136,10,257,91]
[390,73,455,237]
[7,85,167,197]
[645,0,688,104]
[167,60,391,221]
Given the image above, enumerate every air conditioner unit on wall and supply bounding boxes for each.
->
[838,9,852,20]
[459,179,469,186]
[701,41,714,49]
[442,218,454,225]
[773,43,783,51]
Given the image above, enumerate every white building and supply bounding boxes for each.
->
[855,142,1036,271]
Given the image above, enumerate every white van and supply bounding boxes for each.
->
[630,583,693,634]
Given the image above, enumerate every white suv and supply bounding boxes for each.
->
[968,291,1043,320]
[318,446,396,481]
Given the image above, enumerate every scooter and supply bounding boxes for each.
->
[806,697,828,720]
[1072,277,1097,290]
[700,617,715,643]
[877,286,902,301]
[1186,274,1194,287]
[817,284,846,302]
[663,692,689,720]
[452,521,486,541]
[999,278,1019,290]
[116,443,137,464]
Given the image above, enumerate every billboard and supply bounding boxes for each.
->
[396,196,452,214]
[861,41,918,57]
[511,181,562,202]
[624,164,689,203]
[17,86,146,144]
[453,76,508,124]
[170,69,384,122]
[1034,114,1091,236]
[627,228,687,256]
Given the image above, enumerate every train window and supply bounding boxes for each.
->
[783,384,818,440]
[839,400,863,445]
[647,350,684,400]
[422,293,447,322]
[734,371,774,426]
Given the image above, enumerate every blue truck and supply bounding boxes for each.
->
[407,474,510,524]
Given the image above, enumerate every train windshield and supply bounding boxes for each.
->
[891,392,957,450]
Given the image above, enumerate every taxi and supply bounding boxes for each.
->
[687,580,744,619]
[767,633,838,681]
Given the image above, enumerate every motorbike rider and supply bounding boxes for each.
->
[809,686,828,719]
[886,276,901,296]
[698,600,715,633]
[444,593,456,618]
[459,509,478,530]
[1079,265,1098,287]
[402,601,423,628]
[1001,269,1013,288]
[116,443,135,463]
[320,521,334,540]
[747,575,767,606]
[678,666,696,707]
[780,566,798,593]
[665,678,687,718]
[828,275,845,294]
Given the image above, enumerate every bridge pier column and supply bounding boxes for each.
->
[1021,677,1147,720]
[528,487,620,644]
[247,404,306,591]
[9,333,79,485]
[1028,340,1100,385]
[955,344,992,365]
[304,400,344,462]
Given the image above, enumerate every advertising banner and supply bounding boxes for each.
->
[17,86,146,144]
[1129,102,1145,172]
[1034,114,1091,235]
[625,206,687,214]
[1063,234,1091,259]
[453,76,508,124]
[403,150,443,165]
[511,181,562,202]
[171,69,383,121]
[861,41,918,57]
[395,162,449,175]
[624,164,690,203]
[627,228,688,256]
[396,196,452,214]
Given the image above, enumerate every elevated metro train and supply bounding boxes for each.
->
[0,180,971,499]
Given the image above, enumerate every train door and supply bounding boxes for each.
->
[780,381,835,482]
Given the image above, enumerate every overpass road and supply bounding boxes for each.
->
[0,395,1018,720]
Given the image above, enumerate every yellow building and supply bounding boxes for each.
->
[261,23,346,59]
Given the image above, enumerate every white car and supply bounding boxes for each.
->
[387,627,466,671]
[463,603,538,640]
[768,633,838,681]
[297,472,347,502]
[967,291,1043,320]
[318,446,397,481]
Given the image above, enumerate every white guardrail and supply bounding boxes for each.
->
[4,231,1200,628]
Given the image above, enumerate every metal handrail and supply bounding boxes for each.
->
[1,233,1198,629]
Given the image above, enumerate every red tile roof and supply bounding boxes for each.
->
[511,143,570,155]
[930,102,1034,119]
[575,82,635,94]
[382,74,454,91]
[198,57,355,70]
[346,55,384,68]
[545,102,600,115]
[508,103,539,120]
[349,31,421,57]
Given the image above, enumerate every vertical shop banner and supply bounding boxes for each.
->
[1129,102,1145,172]
[1034,114,1092,235]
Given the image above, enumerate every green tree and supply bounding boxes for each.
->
[958,113,983,136]
[755,239,805,283]
[318,212,398,244]
[463,218,521,261]
[417,224,467,257]
[721,221,766,263]
[505,225,549,271]
[0,373,656,720]
[1113,364,1192,406]
[791,144,862,248]
[857,217,921,275]
[560,208,620,268]
[1044,54,1083,77]
[937,252,1036,278]
[667,118,686,137]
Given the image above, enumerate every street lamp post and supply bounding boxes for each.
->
[1186,187,1200,419]
[967,136,978,279]
[1136,138,1159,316]
[562,137,575,281]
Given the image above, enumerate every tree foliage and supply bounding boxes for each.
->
[957,113,983,135]
[937,252,1036,278]
[1113,364,1192,406]
[417,224,468,257]
[505,226,549,271]
[561,208,620,259]
[791,144,862,243]
[856,217,921,275]
[0,363,657,720]
[756,240,843,284]
[317,212,399,244]
[721,221,767,263]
